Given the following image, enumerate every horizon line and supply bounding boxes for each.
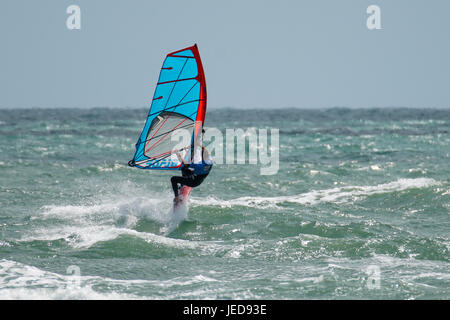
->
[0,105,449,111]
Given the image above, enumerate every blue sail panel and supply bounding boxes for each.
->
[171,49,194,57]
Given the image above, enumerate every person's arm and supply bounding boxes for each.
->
[177,149,194,176]
[175,150,186,165]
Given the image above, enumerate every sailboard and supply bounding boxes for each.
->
[128,44,207,208]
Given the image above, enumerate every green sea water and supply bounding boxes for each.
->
[0,108,449,299]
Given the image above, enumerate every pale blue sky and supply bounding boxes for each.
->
[1,0,449,109]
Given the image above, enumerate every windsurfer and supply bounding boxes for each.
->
[171,145,213,204]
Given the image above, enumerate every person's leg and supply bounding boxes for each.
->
[188,174,207,188]
[171,176,186,197]
[171,174,208,197]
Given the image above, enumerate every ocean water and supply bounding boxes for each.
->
[0,107,449,300]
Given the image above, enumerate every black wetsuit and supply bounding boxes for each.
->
[171,164,209,197]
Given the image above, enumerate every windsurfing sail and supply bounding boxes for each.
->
[128,44,207,170]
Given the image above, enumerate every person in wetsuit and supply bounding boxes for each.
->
[171,145,213,203]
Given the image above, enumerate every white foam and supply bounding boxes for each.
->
[38,193,180,227]
[293,275,324,284]
[163,201,189,235]
[0,259,140,300]
[326,254,450,277]
[0,259,222,299]
[0,240,11,247]
[21,192,204,249]
[19,221,222,252]
[192,178,439,209]
[21,209,226,254]
[16,188,236,254]
[20,225,127,248]
[96,163,123,172]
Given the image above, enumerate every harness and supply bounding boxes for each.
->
[191,161,213,175]
[182,148,213,176]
